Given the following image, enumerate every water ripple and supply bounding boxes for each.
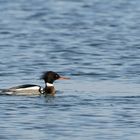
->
[0,0,140,140]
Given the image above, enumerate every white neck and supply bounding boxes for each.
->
[46,83,54,87]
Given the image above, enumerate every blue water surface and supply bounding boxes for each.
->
[0,0,140,140]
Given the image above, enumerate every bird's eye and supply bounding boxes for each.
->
[55,74,59,78]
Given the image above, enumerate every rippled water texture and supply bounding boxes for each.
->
[0,0,140,140]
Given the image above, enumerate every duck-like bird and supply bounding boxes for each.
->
[1,71,70,95]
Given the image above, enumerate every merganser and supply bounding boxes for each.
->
[1,71,70,95]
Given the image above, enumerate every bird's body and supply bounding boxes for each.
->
[0,71,69,95]
[2,84,42,95]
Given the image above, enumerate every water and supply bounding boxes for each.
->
[0,0,140,139]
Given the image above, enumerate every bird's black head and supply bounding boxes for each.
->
[41,71,60,84]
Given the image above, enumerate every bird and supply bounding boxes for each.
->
[1,71,70,95]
